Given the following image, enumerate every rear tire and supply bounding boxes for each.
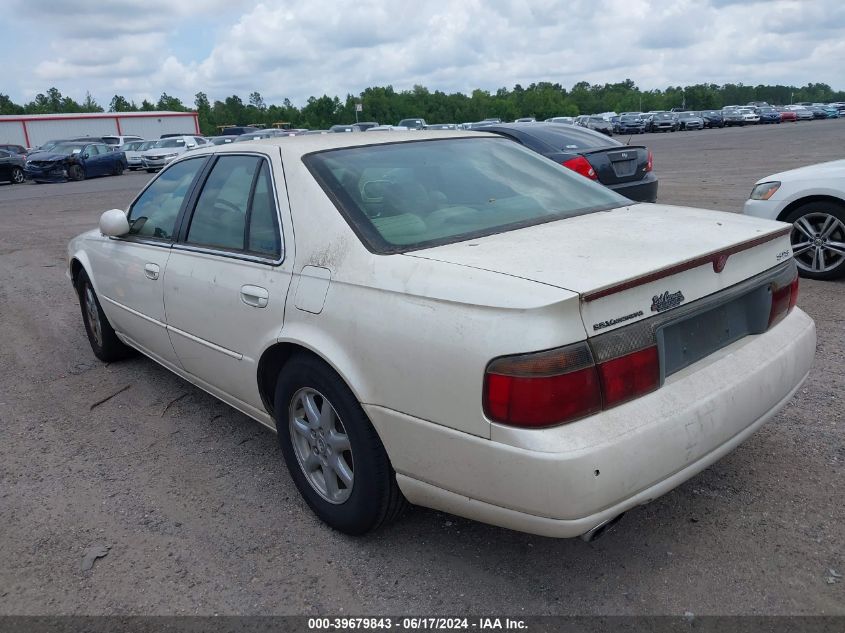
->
[11,167,24,184]
[784,201,845,280]
[274,353,408,535]
[76,271,133,361]
[112,162,124,176]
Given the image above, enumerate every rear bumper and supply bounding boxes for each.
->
[367,308,815,538]
[608,173,658,202]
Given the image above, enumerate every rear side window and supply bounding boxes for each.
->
[127,158,205,240]
[186,155,281,258]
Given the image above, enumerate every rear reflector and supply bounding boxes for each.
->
[596,346,660,408]
[562,155,597,180]
[646,150,654,173]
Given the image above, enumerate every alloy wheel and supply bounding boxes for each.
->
[288,387,354,504]
[790,212,845,274]
[12,168,24,184]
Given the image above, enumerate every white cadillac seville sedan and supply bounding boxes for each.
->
[68,132,816,539]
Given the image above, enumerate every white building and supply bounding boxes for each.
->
[0,111,201,148]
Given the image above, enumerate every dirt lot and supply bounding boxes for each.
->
[1,121,843,616]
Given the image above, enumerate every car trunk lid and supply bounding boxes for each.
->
[583,146,649,185]
[408,204,792,338]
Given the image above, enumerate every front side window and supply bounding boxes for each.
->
[185,155,281,258]
[305,137,627,253]
[127,158,205,240]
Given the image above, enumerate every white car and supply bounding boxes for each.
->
[744,159,845,279]
[140,136,207,172]
[120,139,155,170]
[737,108,761,124]
[102,134,142,148]
[68,132,815,539]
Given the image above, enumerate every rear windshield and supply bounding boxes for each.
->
[526,125,621,151]
[304,138,628,253]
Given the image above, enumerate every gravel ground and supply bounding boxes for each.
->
[0,121,843,616]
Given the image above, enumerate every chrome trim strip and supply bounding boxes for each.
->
[166,324,243,360]
[101,296,166,328]
[171,242,283,266]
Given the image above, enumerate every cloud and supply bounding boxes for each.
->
[4,0,845,108]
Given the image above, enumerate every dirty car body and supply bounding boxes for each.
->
[67,132,815,538]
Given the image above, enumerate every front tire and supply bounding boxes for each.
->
[274,353,407,535]
[785,202,845,280]
[76,271,133,361]
[11,167,24,184]
[68,164,85,181]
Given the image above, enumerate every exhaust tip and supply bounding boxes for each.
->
[580,512,626,543]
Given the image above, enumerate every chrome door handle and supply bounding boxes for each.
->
[144,263,160,280]
[240,285,269,308]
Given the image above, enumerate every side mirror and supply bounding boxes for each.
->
[82,153,90,159]
[99,209,130,237]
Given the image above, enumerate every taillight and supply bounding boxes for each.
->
[562,156,597,180]
[596,346,659,408]
[768,272,799,328]
[483,343,602,427]
[645,150,654,173]
[484,337,662,428]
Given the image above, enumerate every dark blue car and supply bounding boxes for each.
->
[24,141,127,183]
[755,107,782,124]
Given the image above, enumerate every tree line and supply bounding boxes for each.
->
[2,80,843,135]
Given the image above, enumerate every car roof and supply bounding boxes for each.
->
[471,122,620,149]
[183,130,491,161]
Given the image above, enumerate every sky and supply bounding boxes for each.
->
[3,0,845,109]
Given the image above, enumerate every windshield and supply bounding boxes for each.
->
[304,138,628,253]
[155,139,186,148]
[51,143,86,155]
[620,116,640,122]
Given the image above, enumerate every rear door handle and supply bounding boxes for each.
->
[241,285,269,308]
[144,263,160,280]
